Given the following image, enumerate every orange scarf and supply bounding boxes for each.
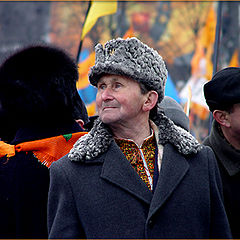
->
[0,132,87,168]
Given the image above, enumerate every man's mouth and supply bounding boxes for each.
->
[102,106,116,110]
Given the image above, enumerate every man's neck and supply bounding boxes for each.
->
[110,119,151,147]
[220,125,240,150]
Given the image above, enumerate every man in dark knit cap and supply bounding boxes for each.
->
[203,67,240,238]
[48,37,231,239]
[0,45,88,239]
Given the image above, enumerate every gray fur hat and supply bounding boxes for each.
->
[89,37,168,103]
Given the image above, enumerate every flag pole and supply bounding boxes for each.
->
[209,1,222,132]
[212,1,222,75]
[76,1,92,63]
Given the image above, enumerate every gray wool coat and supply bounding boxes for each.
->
[48,116,231,239]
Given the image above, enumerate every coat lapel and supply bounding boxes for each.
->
[148,144,189,218]
[100,141,153,205]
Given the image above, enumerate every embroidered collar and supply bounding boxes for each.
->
[69,104,202,162]
[114,129,154,149]
[115,134,156,190]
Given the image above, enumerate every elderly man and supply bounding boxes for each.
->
[203,67,240,238]
[48,37,231,239]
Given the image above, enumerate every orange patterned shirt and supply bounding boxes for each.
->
[115,134,156,190]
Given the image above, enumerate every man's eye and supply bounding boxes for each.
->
[114,83,122,88]
[98,84,106,90]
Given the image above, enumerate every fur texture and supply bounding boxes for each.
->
[69,103,202,162]
[0,45,88,126]
[89,37,168,103]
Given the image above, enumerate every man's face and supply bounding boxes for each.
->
[96,74,148,126]
[228,103,240,137]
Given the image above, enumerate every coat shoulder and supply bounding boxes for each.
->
[50,154,75,172]
[184,144,216,164]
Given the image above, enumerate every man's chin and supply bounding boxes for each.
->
[100,115,118,125]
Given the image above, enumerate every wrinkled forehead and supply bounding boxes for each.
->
[98,74,139,84]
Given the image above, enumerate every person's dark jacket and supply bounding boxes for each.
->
[0,121,83,239]
[48,117,231,239]
[203,119,240,238]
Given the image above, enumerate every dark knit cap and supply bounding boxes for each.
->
[204,67,240,112]
[89,37,168,103]
[159,96,189,131]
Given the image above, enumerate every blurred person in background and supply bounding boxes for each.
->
[203,67,240,238]
[0,45,88,238]
[159,96,189,131]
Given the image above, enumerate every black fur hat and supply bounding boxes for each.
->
[0,44,88,128]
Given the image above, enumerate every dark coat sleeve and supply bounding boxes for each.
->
[47,157,85,239]
[206,146,232,238]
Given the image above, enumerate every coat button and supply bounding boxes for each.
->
[148,219,154,228]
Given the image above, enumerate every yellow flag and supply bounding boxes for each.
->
[77,52,95,89]
[81,1,118,40]
[229,49,239,67]
[86,102,97,117]
[191,40,205,76]
[198,4,216,80]
[200,5,216,48]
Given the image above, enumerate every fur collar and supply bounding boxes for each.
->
[69,108,202,162]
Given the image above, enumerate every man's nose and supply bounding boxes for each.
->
[101,87,114,101]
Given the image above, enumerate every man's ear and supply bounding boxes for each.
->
[75,119,85,129]
[213,110,231,127]
[142,91,158,112]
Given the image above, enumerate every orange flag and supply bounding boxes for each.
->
[229,49,239,67]
[77,52,95,90]
[123,24,135,39]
